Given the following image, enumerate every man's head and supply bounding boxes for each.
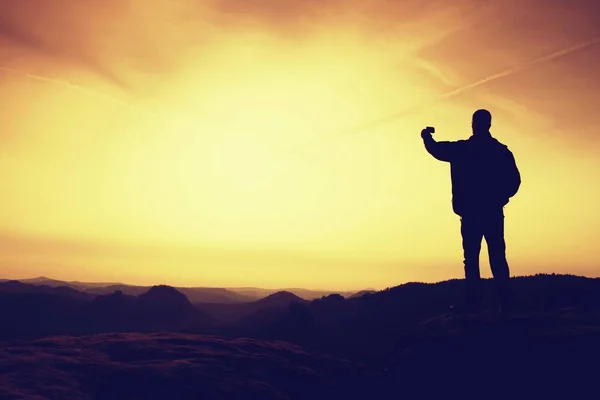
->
[472,109,492,135]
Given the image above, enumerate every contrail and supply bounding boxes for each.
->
[0,66,146,114]
[285,36,600,155]
[433,36,600,103]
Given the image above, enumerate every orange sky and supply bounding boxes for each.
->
[1,0,599,290]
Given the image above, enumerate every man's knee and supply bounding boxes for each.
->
[488,242,507,258]
[463,256,481,279]
[489,251,510,279]
[488,242,508,263]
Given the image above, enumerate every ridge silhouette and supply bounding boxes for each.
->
[3,274,599,347]
[2,274,600,399]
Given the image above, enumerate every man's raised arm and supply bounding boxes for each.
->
[421,127,459,162]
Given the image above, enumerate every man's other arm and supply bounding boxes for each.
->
[421,130,459,162]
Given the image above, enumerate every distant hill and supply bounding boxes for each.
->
[3,277,270,303]
[13,276,123,289]
[0,280,94,301]
[254,290,306,306]
[0,282,311,339]
[349,290,377,299]
[13,276,72,285]
[226,286,359,300]
[5,278,255,303]
[3,276,368,301]
[169,286,255,303]
[82,284,255,303]
[195,290,309,331]
[82,284,152,296]
[0,284,209,339]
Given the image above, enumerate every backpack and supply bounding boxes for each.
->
[496,145,521,201]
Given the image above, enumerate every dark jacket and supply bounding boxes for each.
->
[423,132,521,216]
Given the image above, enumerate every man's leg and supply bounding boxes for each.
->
[460,215,484,309]
[483,209,511,309]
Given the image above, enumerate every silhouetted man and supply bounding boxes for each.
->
[421,109,521,312]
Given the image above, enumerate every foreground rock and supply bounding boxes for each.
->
[384,308,600,398]
[0,333,375,400]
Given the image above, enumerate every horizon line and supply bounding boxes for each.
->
[2,272,596,294]
[0,275,382,293]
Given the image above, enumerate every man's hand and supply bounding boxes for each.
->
[421,126,435,140]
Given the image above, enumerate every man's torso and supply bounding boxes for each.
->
[450,136,511,216]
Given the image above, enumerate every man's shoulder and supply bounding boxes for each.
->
[498,141,515,157]
[489,137,513,153]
